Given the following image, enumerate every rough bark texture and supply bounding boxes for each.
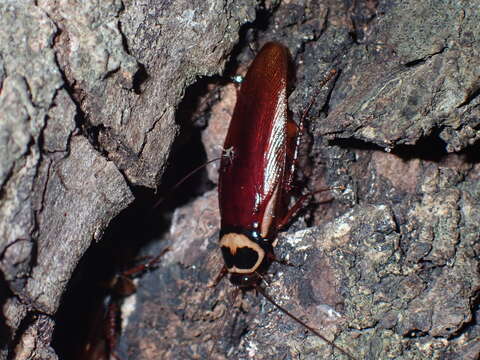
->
[0,0,479,360]
[119,1,480,360]
[0,0,252,359]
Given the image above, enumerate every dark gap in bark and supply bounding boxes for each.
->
[329,137,385,151]
[52,76,218,359]
[403,329,428,338]
[462,139,480,164]
[222,3,274,80]
[53,52,91,150]
[83,123,109,157]
[131,63,149,95]
[155,75,220,204]
[392,130,448,161]
[404,58,427,68]
[52,7,278,357]
[51,186,170,360]
[0,271,12,352]
[330,129,450,162]
[6,311,37,360]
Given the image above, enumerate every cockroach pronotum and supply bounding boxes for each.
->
[216,42,355,359]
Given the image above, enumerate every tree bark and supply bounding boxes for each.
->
[0,0,251,359]
[1,0,479,360]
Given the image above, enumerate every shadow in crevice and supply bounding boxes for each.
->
[392,131,448,162]
[52,80,215,360]
[462,139,480,165]
[329,129,450,163]
[329,137,386,152]
[0,271,12,354]
[51,186,171,360]
[131,62,149,95]
[52,5,284,358]
[6,311,38,360]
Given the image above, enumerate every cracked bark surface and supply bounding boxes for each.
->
[118,1,480,359]
[0,0,479,360]
[0,0,252,359]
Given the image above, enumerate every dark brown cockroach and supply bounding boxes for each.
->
[75,250,167,360]
[216,42,355,359]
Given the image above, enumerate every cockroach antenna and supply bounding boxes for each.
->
[255,285,357,360]
[153,156,223,209]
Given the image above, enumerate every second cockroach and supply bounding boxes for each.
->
[215,42,355,359]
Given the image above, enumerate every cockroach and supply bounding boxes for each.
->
[216,42,355,359]
[75,250,168,360]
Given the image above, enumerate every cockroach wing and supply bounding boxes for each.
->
[218,42,294,239]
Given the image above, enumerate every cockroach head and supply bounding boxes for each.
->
[229,272,261,289]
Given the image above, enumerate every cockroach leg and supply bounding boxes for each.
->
[295,70,339,132]
[105,302,122,360]
[266,251,296,268]
[277,185,346,231]
[208,266,228,288]
[96,248,169,360]
[121,247,169,278]
[253,271,271,287]
[255,286,357,360]
[215,43,354,359]
[276,191,324,231]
